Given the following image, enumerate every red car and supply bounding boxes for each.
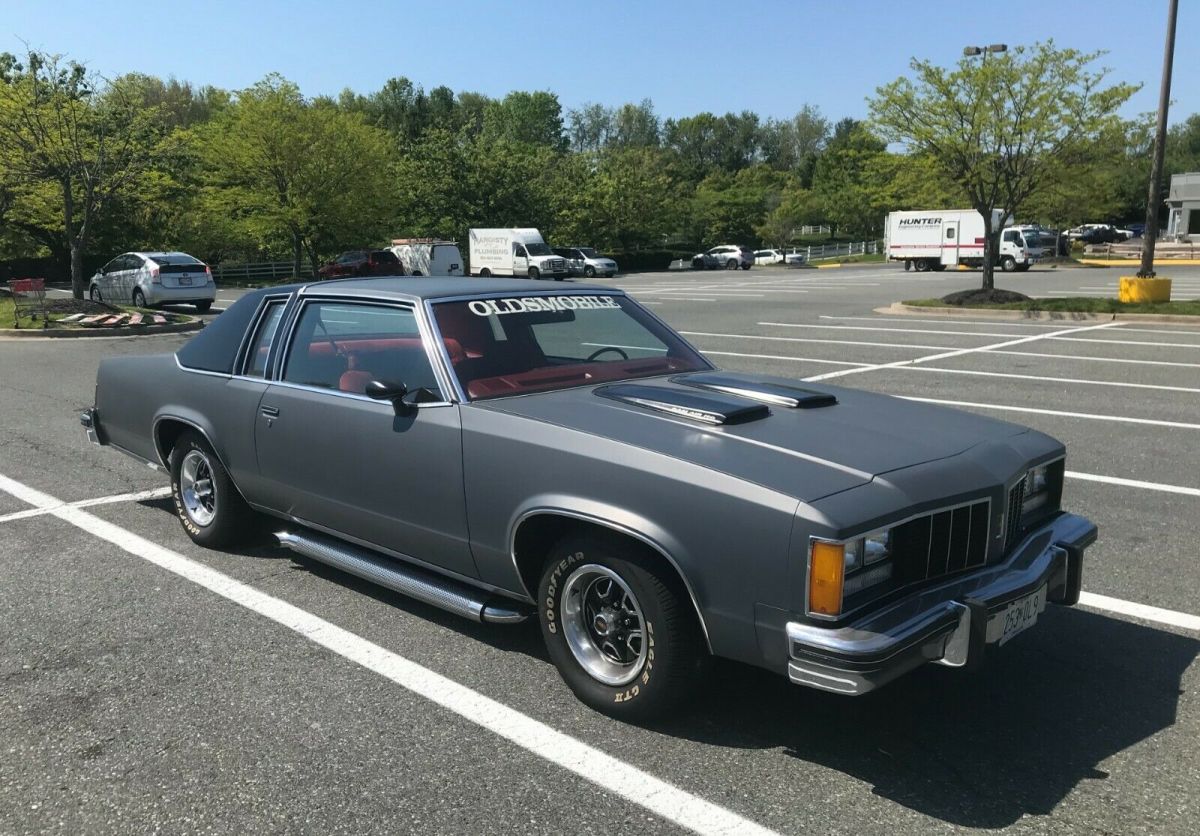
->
[317,250,403,279]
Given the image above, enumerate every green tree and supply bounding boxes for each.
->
[810,122,888,237]
[482,91,565,149]
[0,51,172,297]
[869,41,1137,291]
[192,75,395,276]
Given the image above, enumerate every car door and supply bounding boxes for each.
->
[254,297,476,578]
[512,242,529,276]
[97,256,123,296]
[125,254,147,300]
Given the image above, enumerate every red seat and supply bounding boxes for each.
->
[338,370,374,394]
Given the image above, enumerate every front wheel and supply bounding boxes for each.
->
[1000,256,1016,272]
[584,265,596,278]
[89,285,102,302]
[169,430,255,548]
[691,257,705,270]
[528,267,541,280]
[538,534,706,720]
[725,259,738,270]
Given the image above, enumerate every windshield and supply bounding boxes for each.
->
[432,295,711,400]
[525,242,553,256]
[578,248,599,258]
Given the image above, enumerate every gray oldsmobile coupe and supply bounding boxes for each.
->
[84,278,1096,719]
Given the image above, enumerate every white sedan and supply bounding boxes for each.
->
[754,249,807,266]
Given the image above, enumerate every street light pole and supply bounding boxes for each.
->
[1138,0,1180,278]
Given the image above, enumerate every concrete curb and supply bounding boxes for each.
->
[0,320,203,339]
[1080,258,1200,266]
[878,302,1200,326]
[814,263,843,269]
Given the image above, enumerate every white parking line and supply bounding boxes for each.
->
[700,350,872,367]
[680,331,962,352]
[803,321,1127,382]
[986,349,1200,369]
[899,365,1200,394]
[0,472,778,836]
[899,396,1200,431]
[819,315,1065,329]
[1065,470,1200,498]
[0,486,173,524]
[1079,593,1200,632]
[1055,336,1200,349]
[761,322,1020,339]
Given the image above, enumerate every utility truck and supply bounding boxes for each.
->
[468,228,568,280]
[885,209,1051,272]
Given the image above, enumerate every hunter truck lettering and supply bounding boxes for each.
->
[898,217,942,226]
[468,296,622,316]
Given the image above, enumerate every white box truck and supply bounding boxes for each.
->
[390,238,464,276]
[467,228,569,280]
[884,209,1051,273]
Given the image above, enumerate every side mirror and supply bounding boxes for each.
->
[365,379,408,410]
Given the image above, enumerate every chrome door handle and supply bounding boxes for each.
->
[261,405,280,417]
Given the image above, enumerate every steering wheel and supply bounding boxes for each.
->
[585,346,629,362]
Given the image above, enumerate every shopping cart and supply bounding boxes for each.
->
[7,278,49,329]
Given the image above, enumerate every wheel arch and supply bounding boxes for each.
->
[153,414,229,473]
[510,508,713,653]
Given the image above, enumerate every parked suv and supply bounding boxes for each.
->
[89,251,215,312]
[552,247,619,278]
[317,250,403,279]
[693,245,753,270]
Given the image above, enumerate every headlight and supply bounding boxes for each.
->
[810,530,895,617]
[1022,464,1051,514]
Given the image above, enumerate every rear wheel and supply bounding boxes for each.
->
[479,268,492,277]
[169,430,255,548]
[691,257,705,270]
[195,300,212,313]
[913,259,930,272]
[132,288,149,308]
[741,262,752,270]
[538,533,706,720]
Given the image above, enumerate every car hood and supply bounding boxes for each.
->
[472,371,1033,503]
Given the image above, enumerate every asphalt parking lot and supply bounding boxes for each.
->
[3,262,1199,834]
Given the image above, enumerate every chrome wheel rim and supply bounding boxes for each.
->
[561,564,647,686]
[179,449,216,527]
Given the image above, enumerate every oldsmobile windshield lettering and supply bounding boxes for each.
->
[467,295,621,316]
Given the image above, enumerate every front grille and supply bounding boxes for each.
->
[1005,480,1026,551]
[888,500,990,585]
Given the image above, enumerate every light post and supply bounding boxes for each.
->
[962,44,1008,287]
[1137,0,1179,279]
[963,44,1008,59]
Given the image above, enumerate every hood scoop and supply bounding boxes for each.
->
[674,372,838,409]
[595,383,769,425]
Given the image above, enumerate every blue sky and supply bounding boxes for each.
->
[4,0,1195,124]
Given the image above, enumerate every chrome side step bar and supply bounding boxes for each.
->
[275,530,530,624]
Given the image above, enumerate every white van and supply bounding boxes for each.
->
[467,228,569,280]
[389,239,463,276]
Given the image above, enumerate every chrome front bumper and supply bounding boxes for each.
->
[786,513,1096,695]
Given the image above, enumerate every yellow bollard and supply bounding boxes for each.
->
[1118,276,1172,303]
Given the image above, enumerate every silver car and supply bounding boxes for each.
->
[89,251,216,312]
[552,247,619,278]
[693,245,754,270]
[83,278,1096,720]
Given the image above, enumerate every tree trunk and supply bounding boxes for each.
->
[292,232,303,280]
[70,239,86,299]
[979,211,995,292]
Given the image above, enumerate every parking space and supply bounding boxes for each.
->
[2,262,1199,834]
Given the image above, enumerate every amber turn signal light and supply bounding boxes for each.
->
[809,541,845,617]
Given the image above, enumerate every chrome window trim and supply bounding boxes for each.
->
[173,353,232,379]
[235,294,292,377]
[805,495,994,621]
[275,297,451,403]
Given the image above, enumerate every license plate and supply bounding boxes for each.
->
[988,586,1046,646]
[178,275,192,285]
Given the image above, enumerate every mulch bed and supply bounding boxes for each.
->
[940,288,1032,306]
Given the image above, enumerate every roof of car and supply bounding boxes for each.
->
[131,251,198,259]
[300,276,617,301]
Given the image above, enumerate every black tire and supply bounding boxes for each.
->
[742,262,752,270]
[691,257,705,270]
[538,533,706,720]
[411,270,423,276]
[528,266,541,280]
[584,265,596,278]
[169,430,255,548]
[195,300,212,313]
[89,285,102,302]
[479,268,492,277]
[913,259,930,272]
[1001,256,1016,272]
[932,263,947,272]
[132,288,148,308]
[725,259,738,270]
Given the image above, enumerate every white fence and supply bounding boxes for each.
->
[212,261,312,284]
[795,224,833,236]
[792,239,882,261]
